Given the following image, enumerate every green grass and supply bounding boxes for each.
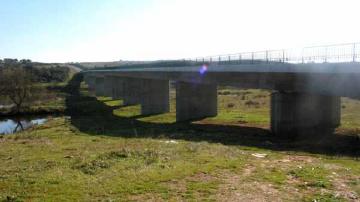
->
[289,166,331,188]
[255,167,288,185]
[0,119,246,201]
[0,84,359,201]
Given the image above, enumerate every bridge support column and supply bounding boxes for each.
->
[176,82,217,122]
[95,77,105,96]
[122,78,142,105]
[112,77,124,99]
[270,92,341,138]
[140,79,169,115]
[104,76,115,98]
[84,76,96,92]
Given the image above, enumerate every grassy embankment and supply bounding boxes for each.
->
[0,78,359,201]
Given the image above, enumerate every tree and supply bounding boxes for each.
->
[20,59,32,64]
[0,68,35,113]
[3,58,18,67]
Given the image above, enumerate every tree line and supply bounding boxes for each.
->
[0,59,70,83]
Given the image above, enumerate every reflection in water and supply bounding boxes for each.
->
[0,104,14,109]
[0,117,48,135]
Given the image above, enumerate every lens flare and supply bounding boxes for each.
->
[199,64,208,75]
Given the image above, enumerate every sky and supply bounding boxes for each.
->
[0,0,359,63]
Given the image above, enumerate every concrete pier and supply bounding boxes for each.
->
[112,77,124,99]
[104,76,115,98]
[140,79,169,115]
[122,78,142,106]
[176,82,217,121]
[95,77,105,96]
[84,76,96,93]
[270,92,341,137]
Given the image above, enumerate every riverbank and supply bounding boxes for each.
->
[0,82,68,117]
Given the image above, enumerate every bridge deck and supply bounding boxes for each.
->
[85,63,360,98]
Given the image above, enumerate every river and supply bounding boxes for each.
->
[0,116,49,135]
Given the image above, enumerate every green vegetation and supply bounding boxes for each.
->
[0,82,67,116]
[0,76,359,201]
[289,166,331,188]
[0,59,74,116]
[0,59,71,83]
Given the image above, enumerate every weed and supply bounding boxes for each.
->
[73,159,111,175]
[289,166,331,188]
[227,103,235,108]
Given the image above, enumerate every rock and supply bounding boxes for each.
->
[164,140,178,144]
[280,159,291,163]
[64,155,74,159]
[348,191,358,200]
[6,196,17,201]
[251,153,268,158]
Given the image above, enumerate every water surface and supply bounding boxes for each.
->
[0,116,48,135]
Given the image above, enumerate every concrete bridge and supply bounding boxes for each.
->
[83,43,360,138]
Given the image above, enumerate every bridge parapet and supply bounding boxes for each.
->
[187,42,360,65]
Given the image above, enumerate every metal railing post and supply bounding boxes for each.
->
[266,51,269,63]
[239,54,242,64]
[251,52,254,64]
[353,43,356,63]
[324,47,328,63]
[282,50,285,63]
[301,49,305,64]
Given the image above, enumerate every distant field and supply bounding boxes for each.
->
[0,83,359,201]
[72,61,145,70]
[71,60,194,70]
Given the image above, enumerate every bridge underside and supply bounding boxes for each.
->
[84,72,344,138]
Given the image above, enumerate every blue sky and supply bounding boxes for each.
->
[1,0,359,62]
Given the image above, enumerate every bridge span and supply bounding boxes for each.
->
[83,43,360,138]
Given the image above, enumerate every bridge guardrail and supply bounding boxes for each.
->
[186,42,360,64]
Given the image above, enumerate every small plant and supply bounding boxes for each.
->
[219,90,231,95]
[227,103,235,108]
[288,166,331,188]
[245,100,259,107]
[73,159,111,175]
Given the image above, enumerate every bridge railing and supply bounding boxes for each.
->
[186,42,360,65]
[302,43,359,63]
